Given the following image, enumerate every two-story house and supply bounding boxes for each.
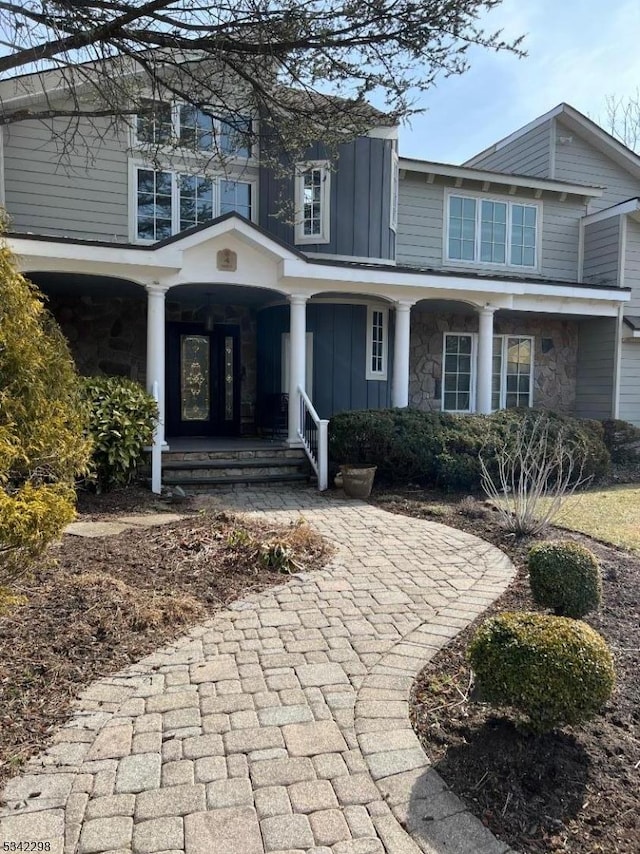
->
[1,74,634,488]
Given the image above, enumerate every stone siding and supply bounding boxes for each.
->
[409,310,578,414]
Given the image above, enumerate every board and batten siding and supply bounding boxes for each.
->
[465,119,552,177]
[396,174,581,281]
[257,303,393,421]
[554,122,640,212]
[4,116,129,241]
[574,317,616,420]
[582,217,621,286]
[258,137,395,261]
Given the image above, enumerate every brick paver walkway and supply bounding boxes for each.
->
[1,487,516,854]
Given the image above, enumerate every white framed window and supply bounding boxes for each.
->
[135,99,253,158]
[445,191,540,269]
[442,332,534,413]
[366,306,388,381]
[390,149,399,232]
[294,161,331,244]
[492,335,534,409]
[130,163,255,242]
[442,333,476,413]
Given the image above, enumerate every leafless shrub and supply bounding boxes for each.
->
[479,415,591,536]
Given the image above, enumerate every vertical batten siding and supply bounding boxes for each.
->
[257,303,393,420]
[574,317,617,419]
[554,124,640,211]
[582,218,621,285]
[4,116,129,241]
[258,137,395,261]
[465,121,552,177]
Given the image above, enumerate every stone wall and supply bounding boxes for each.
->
[49,295,148,381]
[409,310,578,414]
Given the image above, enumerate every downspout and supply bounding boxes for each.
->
[613,214,627,419]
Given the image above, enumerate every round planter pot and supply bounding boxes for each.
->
[339,464,377,499]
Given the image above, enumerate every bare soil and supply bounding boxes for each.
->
[0,487,329,791]
[374,490,639,854]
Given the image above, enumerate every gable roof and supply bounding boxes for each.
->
[465,103,640,181]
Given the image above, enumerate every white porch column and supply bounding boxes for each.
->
[476,305,495,415]
[146,283,169,448]
[392,300,413,408]
[287,294,308,445]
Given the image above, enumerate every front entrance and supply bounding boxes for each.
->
[166,322,241,437]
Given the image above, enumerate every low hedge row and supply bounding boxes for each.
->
[328,408,610,492]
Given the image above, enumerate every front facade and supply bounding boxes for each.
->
[2,87,637,470]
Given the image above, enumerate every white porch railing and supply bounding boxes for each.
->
[297,385,329,491]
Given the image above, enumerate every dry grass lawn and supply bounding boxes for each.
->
[547,483,640,551]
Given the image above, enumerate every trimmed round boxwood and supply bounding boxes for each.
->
[467,611,615,733]
[528,540,602,618]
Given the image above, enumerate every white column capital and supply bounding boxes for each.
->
[394,300,415,313]
[478,304,497,317]
[145,282,171,297]
[288,293,309,306]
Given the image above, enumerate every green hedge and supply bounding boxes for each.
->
[81,376,158,490]
[528,540,602,618]
[328,408,610,492]
[601,418,640,465]
[467,611,615,733]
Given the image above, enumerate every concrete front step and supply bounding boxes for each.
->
[157,448,312,489]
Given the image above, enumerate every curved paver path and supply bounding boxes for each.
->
[1,487,516,854]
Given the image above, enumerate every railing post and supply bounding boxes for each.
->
[318,419,329,491]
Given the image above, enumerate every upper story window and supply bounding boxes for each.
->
[132,165,254,242]
[294,161,331,244]
[135,99,253,157]
[446,193,539,269]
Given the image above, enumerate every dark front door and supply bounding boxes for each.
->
[166,322,241,437]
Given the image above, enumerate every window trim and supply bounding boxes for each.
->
[366,305,389,381]
[441,332,535,413]
[294,160,331,245]
[390,149,399,232]
[443,188,542,272]
[128,159,257,243]
[492,334,535,410]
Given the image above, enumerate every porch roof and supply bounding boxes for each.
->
[8,211,630,317]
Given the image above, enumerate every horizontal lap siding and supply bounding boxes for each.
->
[554,124,640,210]
[575,318,616,419]
[619,343,640,425]
[541,199,582,280]
[4,116,129,241]
[467,121,551,176]
[395,177,443,267]
[583,218,621,286]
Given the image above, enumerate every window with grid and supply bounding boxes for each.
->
[366,307,388,380]
[179,104,215,151]
[295,162,330,243]
[443,334,473,412]
[303,168,323,236]
[447,194,539,268]
[491,335,534,409]
[219,116,252,158]
[134,167,253,241]
[136,99,173,146]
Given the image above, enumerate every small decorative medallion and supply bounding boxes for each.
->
[217,248,237,272]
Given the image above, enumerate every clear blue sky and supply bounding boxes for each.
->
[399,0,640,164]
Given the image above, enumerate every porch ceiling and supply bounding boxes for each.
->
[27,271,145,298]
[167,282,281,307]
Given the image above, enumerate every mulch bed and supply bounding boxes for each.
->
[0,488,330,792]
[374,491,639,854]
